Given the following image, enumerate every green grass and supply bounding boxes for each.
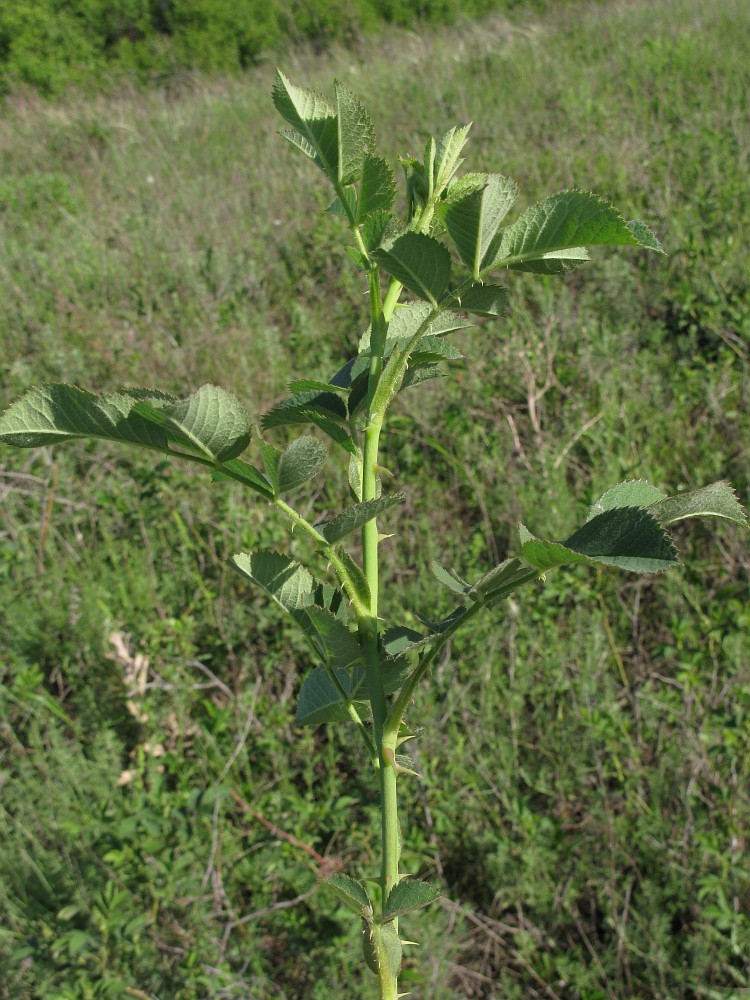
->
[1,0,749,997]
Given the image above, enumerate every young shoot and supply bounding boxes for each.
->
[0,72,746,999]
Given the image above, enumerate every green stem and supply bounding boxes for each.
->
[360,267,401,999]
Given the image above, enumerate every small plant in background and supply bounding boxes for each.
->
[0,72,746,998]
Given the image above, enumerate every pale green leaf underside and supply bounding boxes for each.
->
[232,550,314,612]
[433,123,471,197]
[132,384,251,462]
[277,435,327,493]
[320,494,405,544]
[359,302,472,353]
[295,664,367,726]
[0,383,250,463]
[323,874,371,913]
[381,879,441,920]
[587,479,747,528]
[272,70,338,182]
[431,561,471,595]
[651,481,747,527]
[373,232,451,307]
[588,479,667,519]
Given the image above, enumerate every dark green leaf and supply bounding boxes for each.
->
[211,458,274,499]
[360,211,396,252]
[459,283,508,317]
[521,507,679,574]
[402,363,446,389]
[373,232,451,307]
[320,494,405,544]
[305,606,362,669]
[382,626,429,658]
[262,391,347,428]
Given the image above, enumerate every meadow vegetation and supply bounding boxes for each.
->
[1,0,749,997]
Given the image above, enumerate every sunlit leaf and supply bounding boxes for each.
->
[272,71,339,183]
[335,82,375,186]
[444,173,517,277]
[484,191,664,273]
[0,382,251,464]
[373,232,451,307]
[587,479,667,520]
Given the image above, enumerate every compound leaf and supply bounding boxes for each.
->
[373,232,451,307]
[485,191,664,273]
[0,383,251,464]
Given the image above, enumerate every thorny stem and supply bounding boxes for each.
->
[360,267,402,998]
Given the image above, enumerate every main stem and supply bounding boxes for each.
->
[361,269,401,1000]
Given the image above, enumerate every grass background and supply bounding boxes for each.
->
[1,0,749,997]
